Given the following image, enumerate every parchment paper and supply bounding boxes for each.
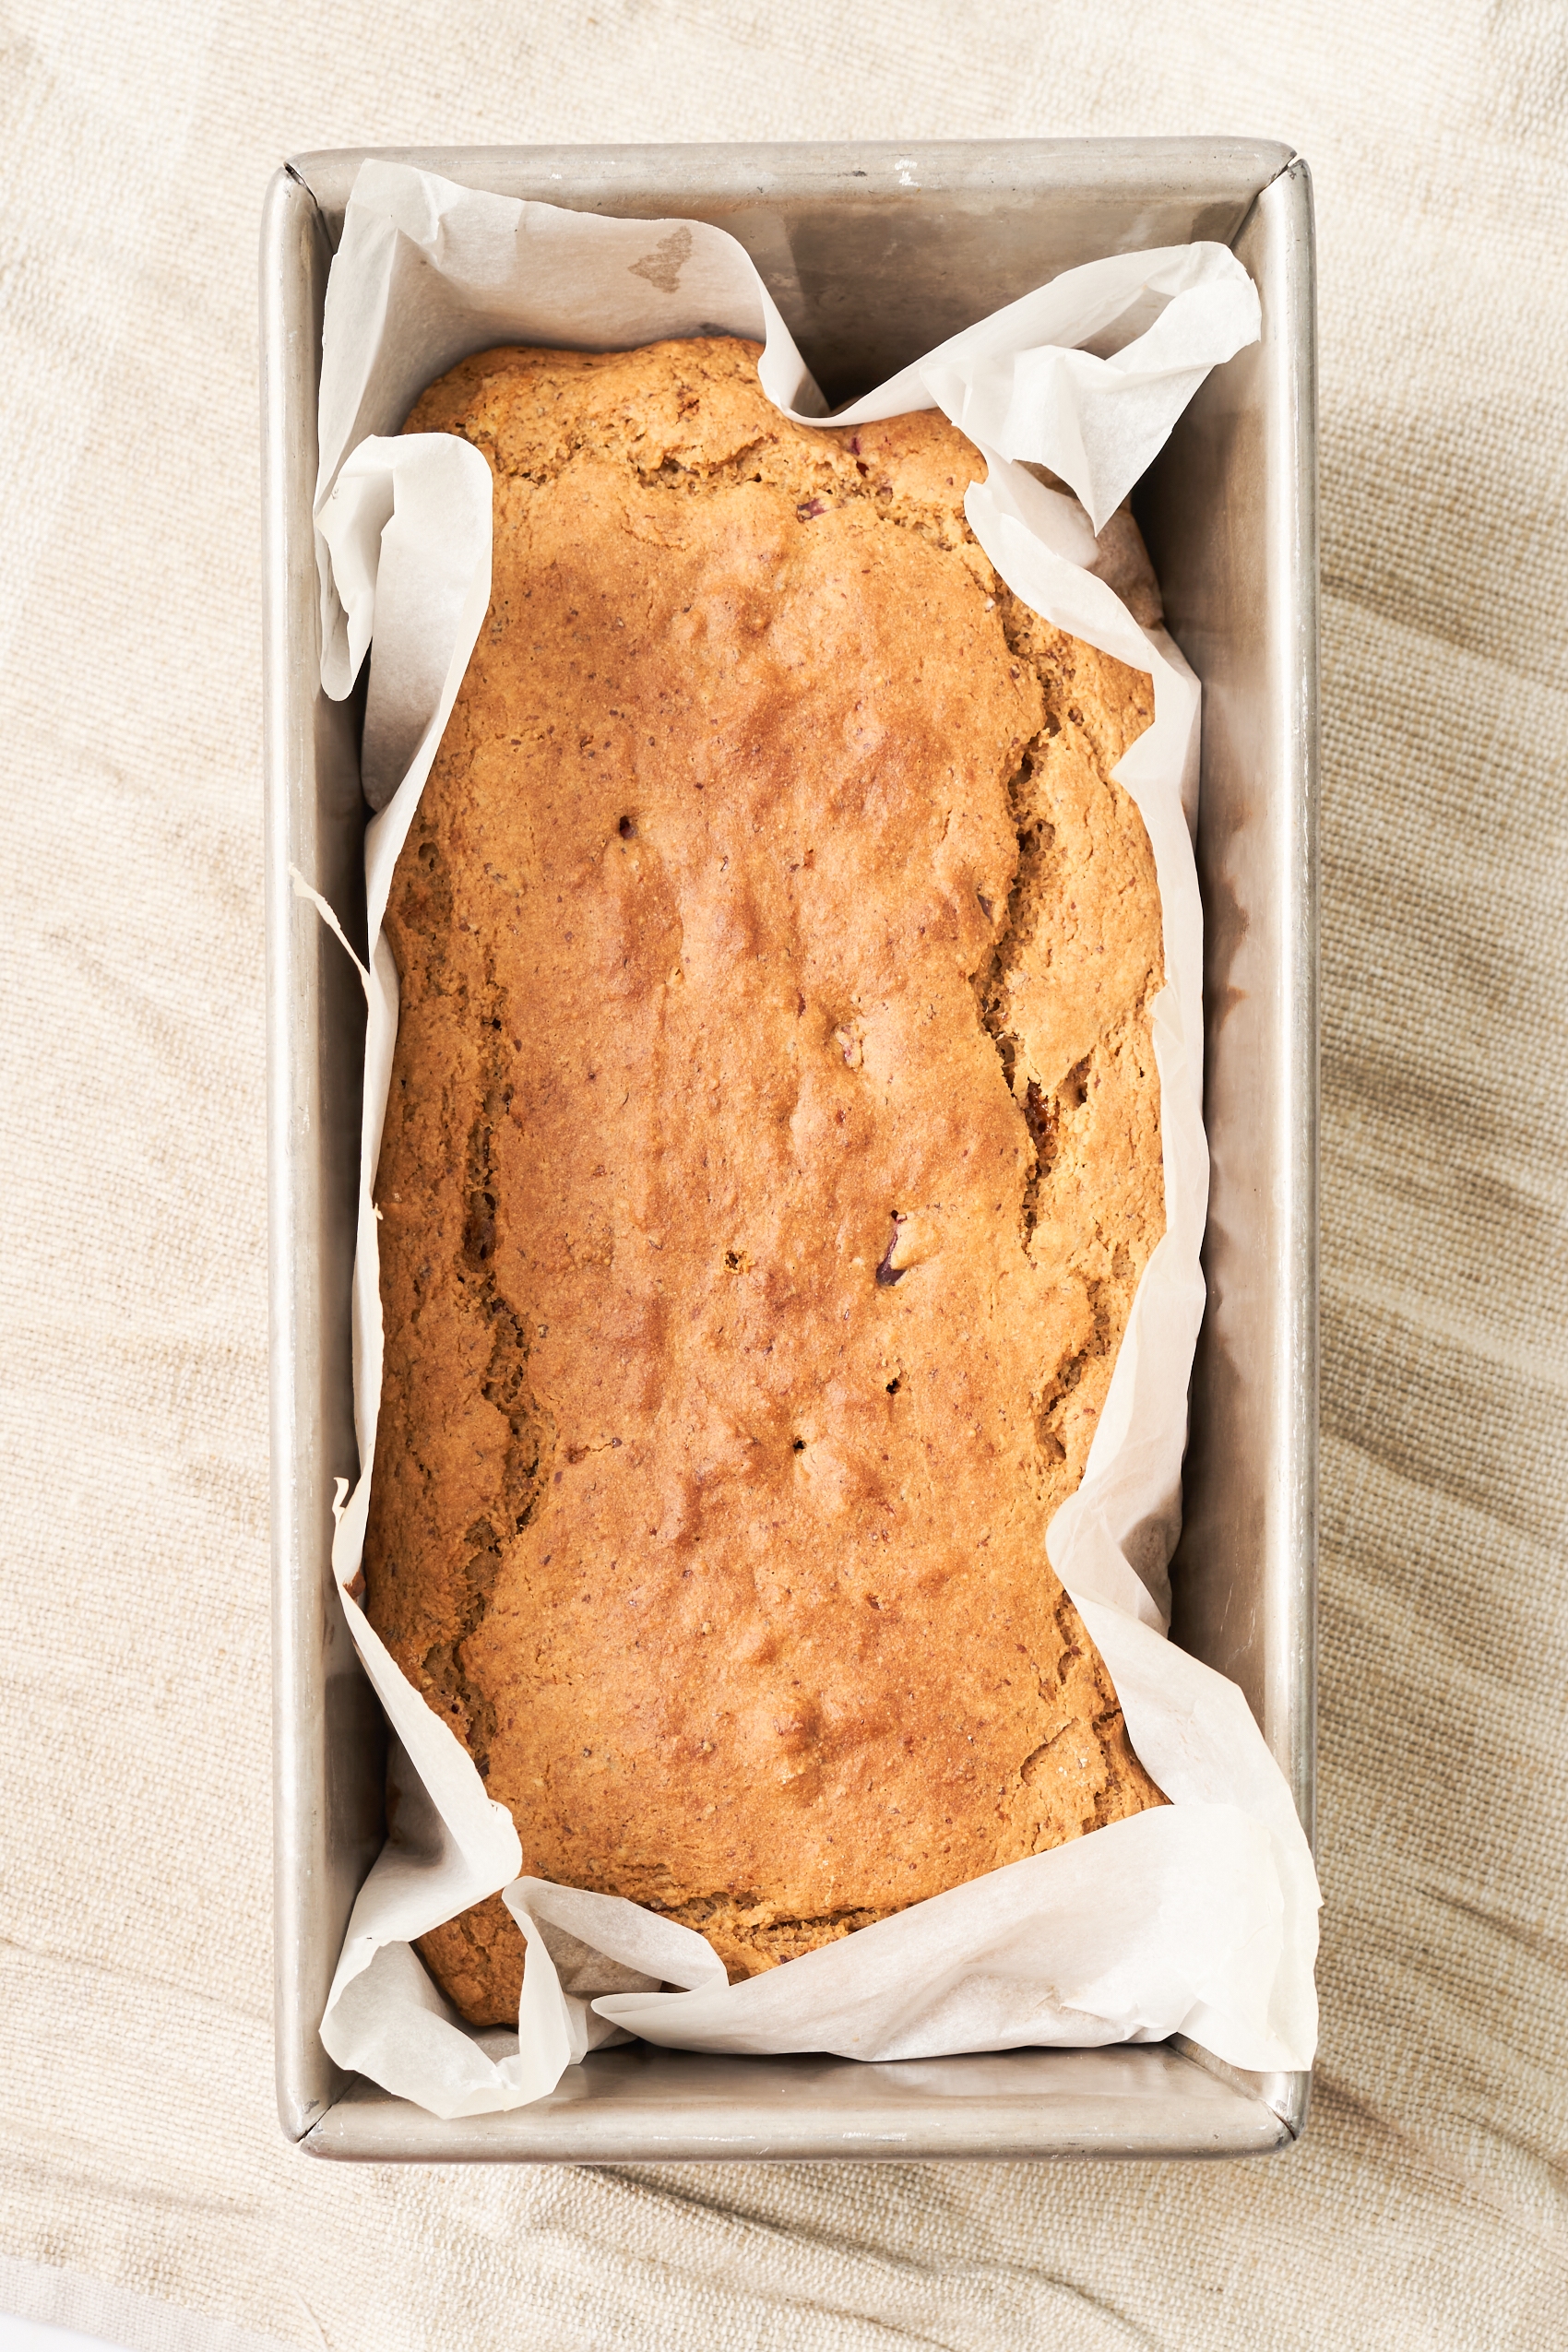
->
[301,161,1319,2120]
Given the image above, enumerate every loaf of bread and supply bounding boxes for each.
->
[364,339,1169,2027]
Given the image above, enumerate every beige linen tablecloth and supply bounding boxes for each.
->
[3,2,1565,2344]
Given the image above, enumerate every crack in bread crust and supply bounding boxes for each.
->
[372,339,1170,2028]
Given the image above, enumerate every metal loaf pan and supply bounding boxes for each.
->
[262,138,1318,2162]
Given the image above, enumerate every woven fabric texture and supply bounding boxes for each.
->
[3,1,1566,2345]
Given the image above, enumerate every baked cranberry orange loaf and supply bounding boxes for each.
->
[364,338,1169,2025]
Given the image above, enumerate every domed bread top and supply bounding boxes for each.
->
[366,339,1168,2025]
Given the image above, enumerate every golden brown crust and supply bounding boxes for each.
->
[416,1891,527,2024]
[371,339,1168,2027]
